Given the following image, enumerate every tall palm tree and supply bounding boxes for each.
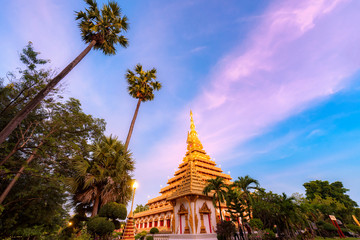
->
[277,193,299,239]
[233,175,259,219]
[0,0,129,145]
[225,186,247,222]
[70,135,134,216]
[203,176,227,221]
[124,64,161,150]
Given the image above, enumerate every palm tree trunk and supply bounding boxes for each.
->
[0,40,96,146]
[92,192,100,217]
[0,146,41,204]
[218,196,223,221]
[124,98,141,150]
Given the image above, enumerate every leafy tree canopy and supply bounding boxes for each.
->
[87,217,115,236]
[134,204,149,214]
[75,0,129,55]
[303,180,358,209]
[0,43,106,239]
[99,201,127,220]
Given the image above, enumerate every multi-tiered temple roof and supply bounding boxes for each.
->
[134,111,232,231]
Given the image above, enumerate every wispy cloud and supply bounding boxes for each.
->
[192,0,360,157]
[190,46,207,53]
[136,0,360,196]
[307,129,325,138]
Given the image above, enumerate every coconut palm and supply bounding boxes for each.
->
[0,0,129,145]
[124,64,161,150]
[225,186,247,222]
[277,193,299,238]
[70,135,134,216]
[203,176,227,221]
[233,175,259,219]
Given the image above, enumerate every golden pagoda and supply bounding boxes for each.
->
[134,111,232,236]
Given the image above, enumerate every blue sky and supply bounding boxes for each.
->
[1,0,360,207]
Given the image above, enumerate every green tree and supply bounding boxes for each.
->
[0,42,58,166]
[303,180,358,222]
[0,0,129,145]
[124,64,161,150]
[233,175,259,219]
[0,45,105,238]
[251,189,307,239]
[0,98,104,239]
[87,216,115,239]
[70,136,134,216]
[276,193,305,239]
[224,186,247,222]
[134,204,149,214]
[0,98,104,204]
[99,201,127,229]
[203,176,227,221]
[303,180,357,208]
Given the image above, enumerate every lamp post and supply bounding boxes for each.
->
[129,181,138,217]
[123,181,138,240]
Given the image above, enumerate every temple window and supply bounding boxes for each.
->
[167,219,171,228]
[160,220,164,226]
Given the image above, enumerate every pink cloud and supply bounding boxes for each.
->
[135,0,360,198]
[191,0,360,157]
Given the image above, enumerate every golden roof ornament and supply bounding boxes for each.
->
[186,110,203,153]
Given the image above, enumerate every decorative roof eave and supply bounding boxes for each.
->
[197,168,232,180]
[147,194,168,204]
[167,190,207,201]
[195,162,223,172]
[134,205,173,218]
[166,172,186,184]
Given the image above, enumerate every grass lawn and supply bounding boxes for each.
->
[314,238,359,240]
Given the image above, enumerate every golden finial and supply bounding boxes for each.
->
[190,110,196,132]
[186,110,203,154]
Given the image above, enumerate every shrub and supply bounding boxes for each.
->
[248,233,262,240]
[263,228,276,240]
[99,202,127,220]
[150,227,159,235]
[146,236,154,240]
[72,231,92,240]
[87,217,115,236]
[113,220,121,229]
[316,220,338,237]
[58,227,74,240]
[249,218,263,230]
[347,223,360,234]
[135,230,147,240]
[340,227,358,237]
[113,231,123,239]
[215,221,236,240]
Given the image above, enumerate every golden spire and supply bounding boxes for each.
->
[186,110,203,153]
[190,110,196,135]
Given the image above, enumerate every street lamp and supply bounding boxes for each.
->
[129,181,138,217]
